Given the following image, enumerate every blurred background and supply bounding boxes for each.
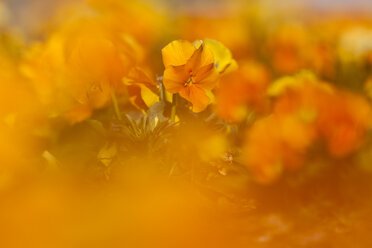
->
[2,0,372,33]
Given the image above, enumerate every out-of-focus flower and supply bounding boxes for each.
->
[338,27,372,63]
[63,19,143,105]
[88,0,169,48]
[243,114,316,184]
[180,17,252,60]
[308,42,335,79]
[267,25,310,75]
[316,92,372,158]
[162,40,220,112]
[243,71,372,183]
[21,18,144,123]
[123,67,159,111]
[215,60,270,123]
[271,72,372,158]
[0,35,45,178]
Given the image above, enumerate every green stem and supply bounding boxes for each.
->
[111,90,122,121]
[170,94,177,122]
[158,79,166,102]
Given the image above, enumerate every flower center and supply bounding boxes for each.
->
[185,77,194,87]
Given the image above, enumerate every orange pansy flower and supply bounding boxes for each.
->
[162,40,219,112]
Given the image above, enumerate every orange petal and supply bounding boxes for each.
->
[163,65,188,93]
[195,66,220,91]
[126,67,154,86]
[127,84,148,110]
[162,40,196,68]
[179,85,210,112]
[185,44,215,73]
[199,44,215,68]
[124,67,157,94]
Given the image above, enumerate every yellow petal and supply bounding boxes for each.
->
[222,59,238,75]
[205,90,216,105]
[267,76,298,97]
[268,71,320,97]
[204,39,237,74]
[123,67,158,110]
[141,85,159,108]
[162,40,196,68]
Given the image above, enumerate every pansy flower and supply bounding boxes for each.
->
[162,40,219,112]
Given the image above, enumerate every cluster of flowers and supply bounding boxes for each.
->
[0,0,372,185]
[244,72,371,182]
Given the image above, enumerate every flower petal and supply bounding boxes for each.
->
[162,40,196,68]
[127,84,148,110]
[204,39,237,74]
[194,63,214,81]
[179,85,210,112]
[185,43,215,73]
[163,65,188,93]
[195,66,220,91]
